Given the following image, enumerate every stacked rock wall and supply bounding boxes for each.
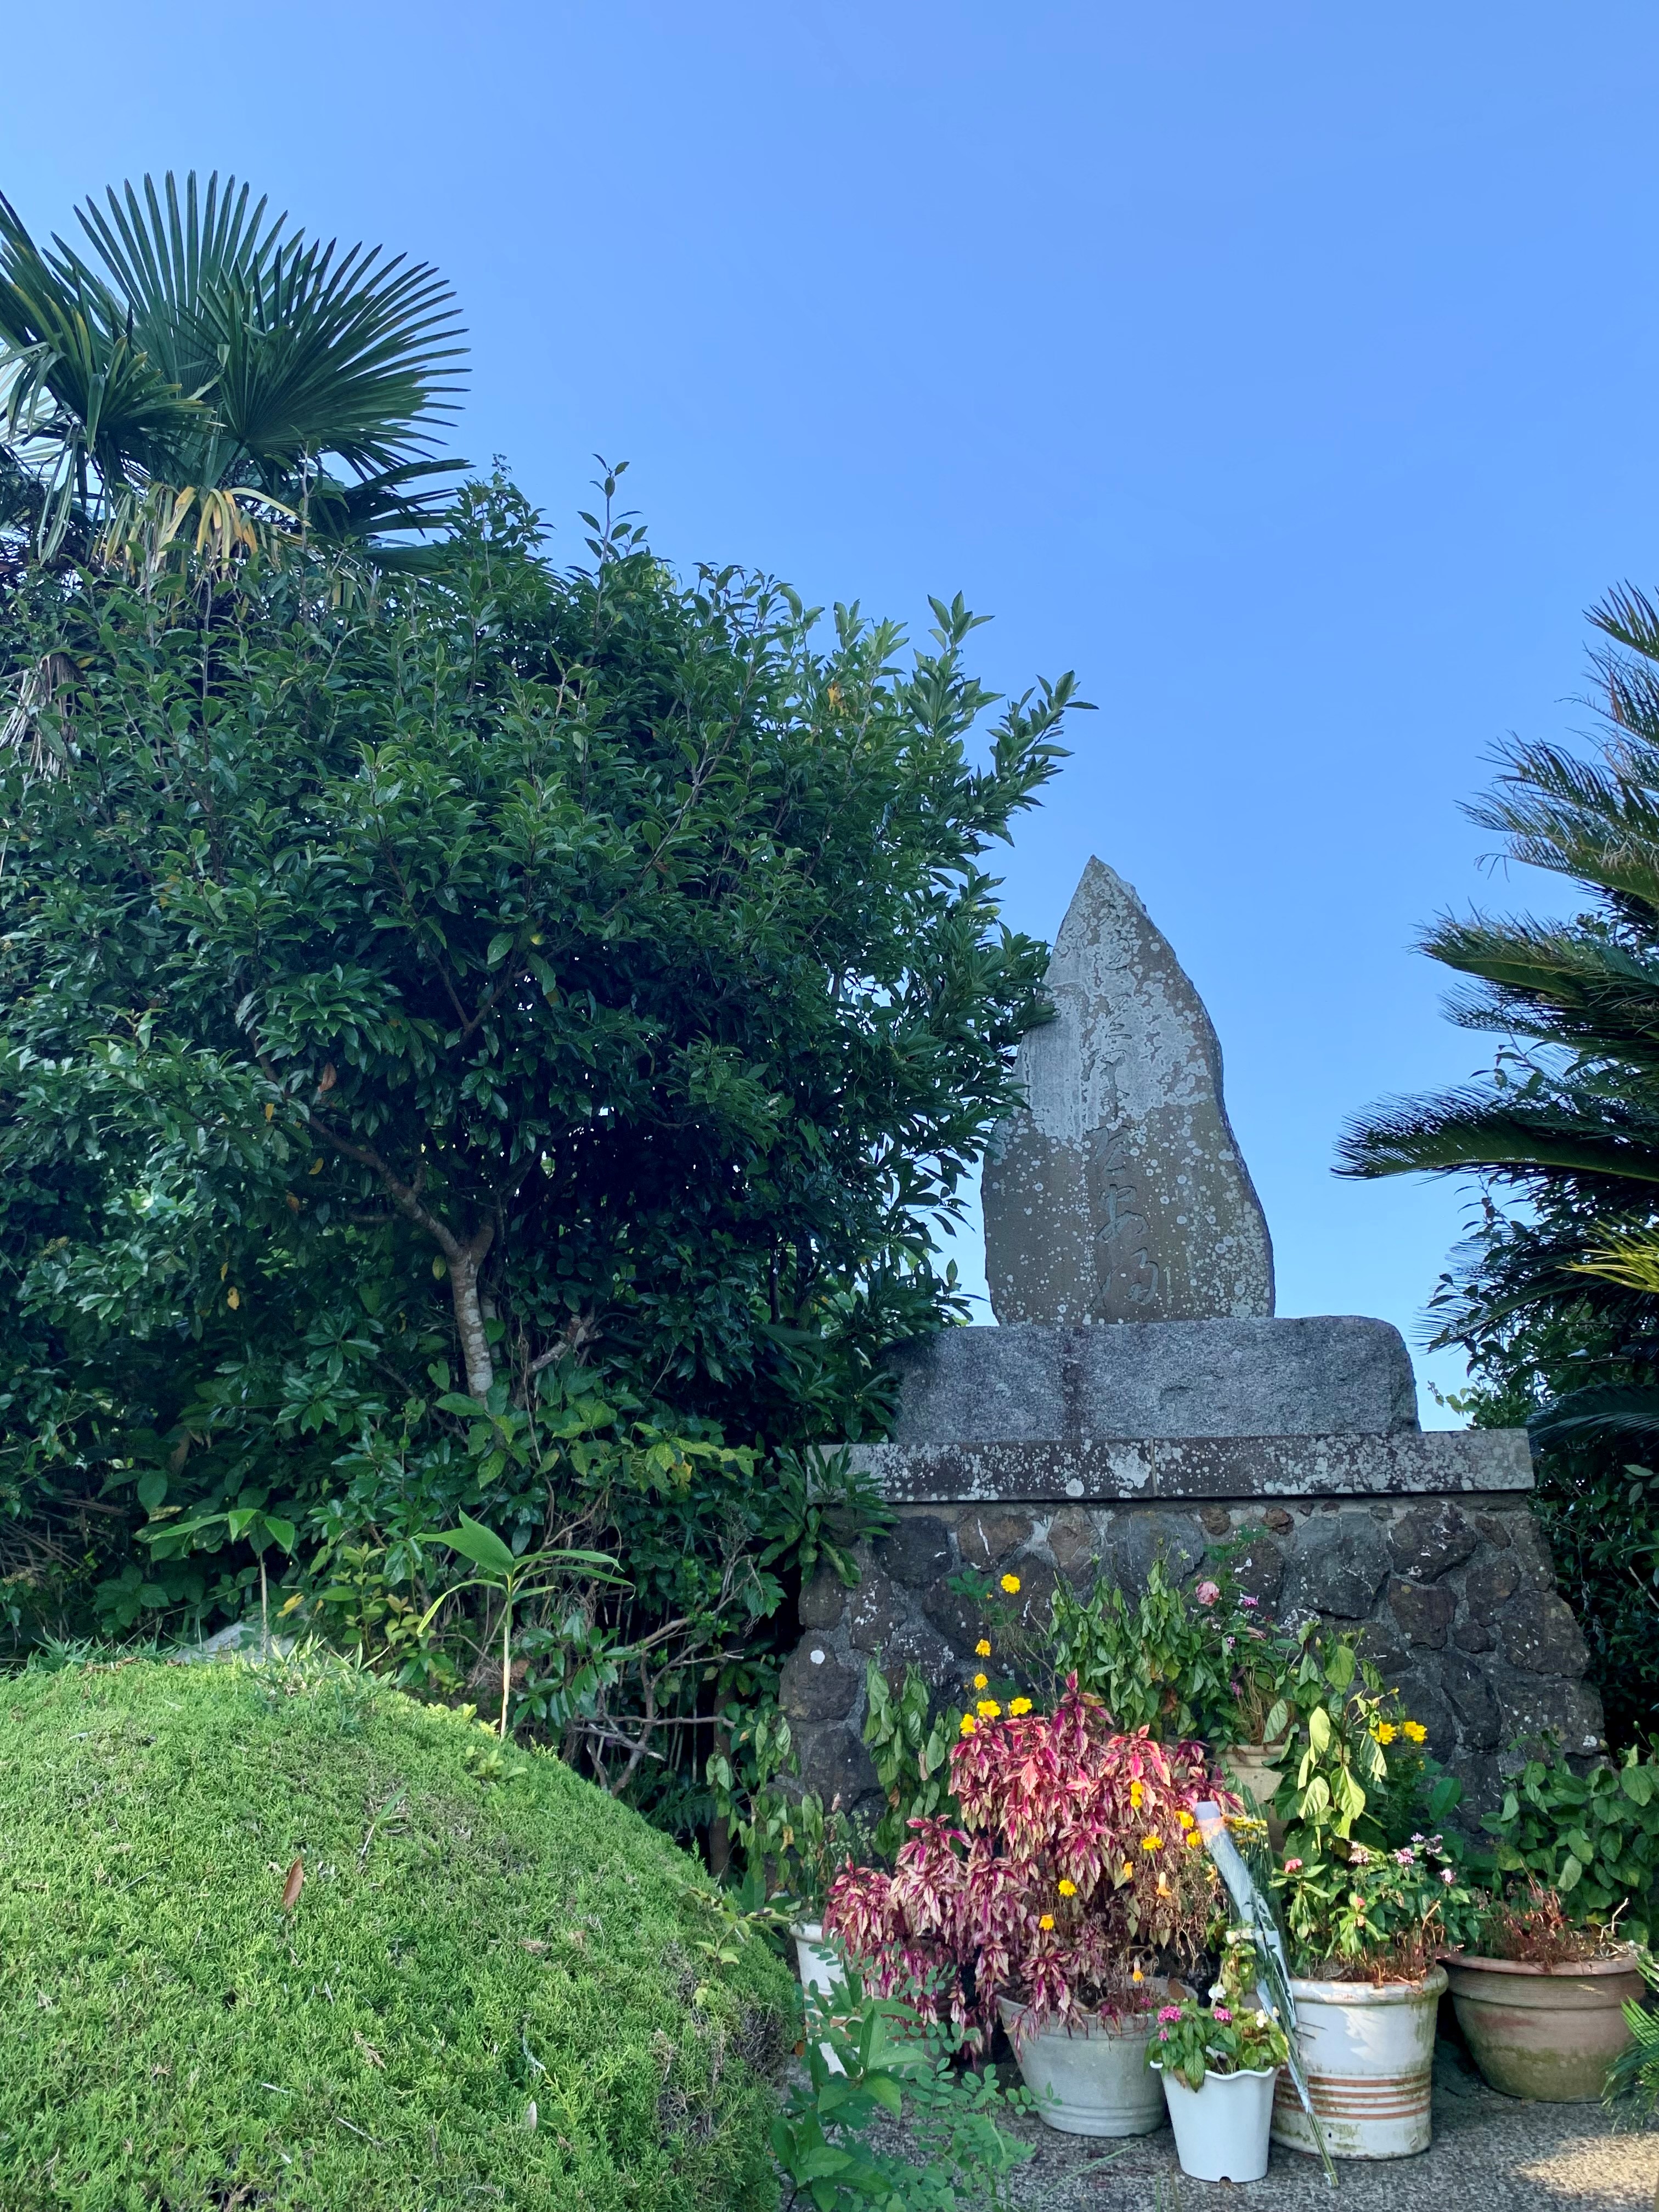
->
[783,1495,1604,1827]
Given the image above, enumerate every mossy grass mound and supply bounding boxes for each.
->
[0,1656,792,2211]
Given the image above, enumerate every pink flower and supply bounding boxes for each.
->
[1212,2005,1232,2023]
[1239,1595,1260,1609]
[1158,2005,1182,2023]
[1441,1867,1456,1886]
[1158,2026,1170,2041]
[1197,1581,1220,1605]
[1283,1857,1303,1873]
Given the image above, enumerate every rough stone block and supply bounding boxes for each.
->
[1495,1673,1606,1756]
[1453,1619,1494,1655]
[1498,1589,1589,1678]
[1389,1577,1456,1649]
[920,1575,982,1657]
[957,1507,1034,1568]
[1474,1514,1513,1550]
[1287,1516,1390,1620]
[1103,1511,1204,1591]
[847,1571,905,1654]
[795,1724,881,1813]
[1438,1655,1503,1750]
[1263,1506,1295,1533]
[1506,1516,1561,1593]
[1229,1534,1285,1603]
[875,1515,954,1589]
[1045,1507,1101,1584]
[780,1640,859,1725]
[1389,1500,1478,1582]
[1465,1555,1522,1622]
[798,1568,847,1630]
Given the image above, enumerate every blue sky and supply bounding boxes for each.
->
[11,3,1656,1418]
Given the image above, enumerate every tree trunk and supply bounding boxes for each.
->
[447,1230,496,1399]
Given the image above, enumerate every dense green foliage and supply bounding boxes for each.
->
[1483,1740,1659,1945]
[1339,585,1659,1743]
[1,170,466,558]
[0,474,1082,1833]
[0,1655,793,2211]
[772,1968,1030,2212]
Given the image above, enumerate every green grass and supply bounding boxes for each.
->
[0,1655,793,2211]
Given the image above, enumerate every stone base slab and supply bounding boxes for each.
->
[851,1427,1532,1504]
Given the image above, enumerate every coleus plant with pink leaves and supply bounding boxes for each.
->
[825,1679,1232,2040]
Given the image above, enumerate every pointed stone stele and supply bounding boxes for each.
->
[983,856,1274,1324]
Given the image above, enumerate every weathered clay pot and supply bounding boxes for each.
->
[1219,1741,1287,1846]
[998,1997,1166,2136]
[1443,1949,1643,2102]
[1271,1968,1446,2160]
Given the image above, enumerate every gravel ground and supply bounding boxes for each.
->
[885,2042,1659,2211]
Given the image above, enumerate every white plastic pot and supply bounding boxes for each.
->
[1154,2063,1278,2182]
[792,1921,844,2075]
[1270,1968,1446,2160]
[998,1998,1166,2137]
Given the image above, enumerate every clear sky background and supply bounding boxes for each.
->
[9,3,1654,1420]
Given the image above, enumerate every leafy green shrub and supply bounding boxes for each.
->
[1484,1742,1659,1944]
[0,1655,792,2210]
[772,1965,1031,2212]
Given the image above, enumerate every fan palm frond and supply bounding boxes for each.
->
[0,171,469,551]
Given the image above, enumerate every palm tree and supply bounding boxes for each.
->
[1338,582,1659,1436]
[0,171,466,559]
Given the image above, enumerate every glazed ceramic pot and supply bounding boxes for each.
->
[1219,1742,1288,1846]
[1153,2062,1279,2182]
[1443,1949,1642,2102]
[793,1921,845,2074]
[1270,1968,1446,2160]
[998,1997,1166,2137]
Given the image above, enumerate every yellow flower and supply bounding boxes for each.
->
[227,1288,241,1310]
[977,1699,1001,1720]
[1000,1573,1022,1595]
[1009,1697,1032,1717]
[1372,1720,1397,1746]
[1131,1966,1144,1983]
[1177,1809,1194,1829]
[1156,1872,1170,1898]
[1120,1861,1134,1883]
[975,1639,992,1658]
[1058,1878,1076,1897]
[1129,1780,1144,1810]
[1185,1829,1203,1848]
[1039,1914,1054,1931]
[958,1714,977,1737]
[1141,1833,1164,1854]
[972,1673,989,1690]
[1401,1720,1427,1745]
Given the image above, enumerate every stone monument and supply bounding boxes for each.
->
[782,857,1603,1822]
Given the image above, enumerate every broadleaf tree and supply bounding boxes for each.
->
[0,470,1087,1822]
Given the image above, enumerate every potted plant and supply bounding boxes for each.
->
[1148,1931,1290,2182]
[1443,1881,1643,2102]
[1270,1832,1482,2159]
[826,1679,1227,2137]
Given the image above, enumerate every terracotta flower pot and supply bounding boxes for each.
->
[1443,1949,1643,2103]
[1271,1968,1446,2160]
[998,1997,1167,2137]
